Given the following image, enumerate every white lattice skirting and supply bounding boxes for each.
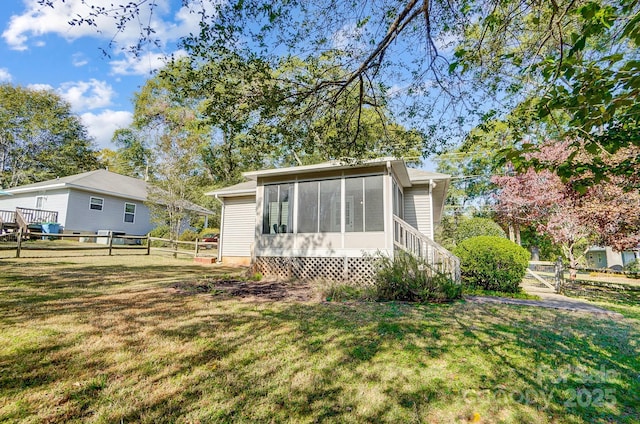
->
[254,256,377,284]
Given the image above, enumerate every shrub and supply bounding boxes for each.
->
[200,228,220,237]
[453,236,529,293]
[374,251,462,303]
[455,217,506,243]
[179,229,199,241]
[149,225,170,239]
[624,259,640,275]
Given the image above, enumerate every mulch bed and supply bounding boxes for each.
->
[172,279,317,302]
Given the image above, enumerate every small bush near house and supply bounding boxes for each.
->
[454,236,529,293]
[374,251,462,303]
[624,259,640,274]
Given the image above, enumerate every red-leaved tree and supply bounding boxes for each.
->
[492,140,640,270]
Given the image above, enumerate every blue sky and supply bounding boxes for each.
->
[0,0,206,150]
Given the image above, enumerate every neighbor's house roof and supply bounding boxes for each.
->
[5,169,214,215]
[207,158,450,198]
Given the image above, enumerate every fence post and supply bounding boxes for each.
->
[146,233,151,255]
[16,228,22,258]
[195,238,199,257]
[108,231,113,256]
[554,256,563,293]
[173,239,177,258]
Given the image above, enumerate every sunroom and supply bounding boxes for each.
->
[208,158,458,282]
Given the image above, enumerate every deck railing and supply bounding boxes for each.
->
[393,215,461,284]
[0,209,16,225]
[15,207,58,227]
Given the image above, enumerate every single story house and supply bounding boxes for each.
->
[208,158,459,283]
[0,169,213,235]
[587,246,639,270]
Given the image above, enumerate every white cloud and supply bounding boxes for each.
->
[109,49,188,76]
[0,68,12,82]
[27,83,54,91]
[57,79,115,111]
[80,109,133,149]
[2,0,217,53]
[72,53,88,67]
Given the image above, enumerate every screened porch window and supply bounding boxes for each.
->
[345,175,383,232]
[297,179,341,233]
[263,183,294,234]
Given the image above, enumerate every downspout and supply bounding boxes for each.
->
[214,194,224,264]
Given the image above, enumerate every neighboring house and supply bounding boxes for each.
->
[587,246,639,269]
[208,158,459,283]
[0,169,213,235]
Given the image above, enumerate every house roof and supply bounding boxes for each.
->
[406,168,450,183]
[243,157,408,181]
[208,158,450,198]
[205,180,257,198]
[5,169,214,214]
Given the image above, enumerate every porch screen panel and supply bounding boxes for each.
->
[262,184,294,234]
[297,181,319,233]
[319,179,341,232]
[365,175,384,231]
[345,177,364,232]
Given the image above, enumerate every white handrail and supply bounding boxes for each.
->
[393,215,461,283]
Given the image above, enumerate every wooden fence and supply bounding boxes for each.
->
[148,236,217,258]
[0,230,149,257]
[529,260,640,301]
[0,230,217,259]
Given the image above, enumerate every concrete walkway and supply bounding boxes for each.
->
[465,278,624,319]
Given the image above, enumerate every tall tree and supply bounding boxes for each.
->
[0,84,99,188]
[493,140,640,270]
[132,67,211,239]
[41,0,640,178]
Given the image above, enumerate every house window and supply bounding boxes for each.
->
[263,184,294,234]
[35,196,44,209]
[90,197,104,211]
[392,181,404,219]
[124,203,136,223]
[345,175,384,232]
[297,179,341,233]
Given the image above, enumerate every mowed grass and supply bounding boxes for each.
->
[0,255,639,423]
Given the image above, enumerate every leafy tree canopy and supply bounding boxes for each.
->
[39,0,640,183]
[0,83,100,188]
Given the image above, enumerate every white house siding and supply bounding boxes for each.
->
[221,196,256,259]
[0,189,70,225]
[403,187,432,239]
[254,232,388,258]
[64,189,152,234]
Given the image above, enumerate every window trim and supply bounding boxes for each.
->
[35,196,45,210]
[123,202,136,223]
[89,196,104,211]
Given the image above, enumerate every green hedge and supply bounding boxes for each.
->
[453,236,529,293]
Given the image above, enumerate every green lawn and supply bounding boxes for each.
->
[0,255,638,423]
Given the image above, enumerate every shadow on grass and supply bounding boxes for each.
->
[0,260,638,423]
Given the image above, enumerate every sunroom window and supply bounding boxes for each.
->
[345,175,383,232]
[297,179,341,233]
[263,183,294,234]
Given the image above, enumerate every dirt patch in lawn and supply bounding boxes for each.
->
[172,279,318,302]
